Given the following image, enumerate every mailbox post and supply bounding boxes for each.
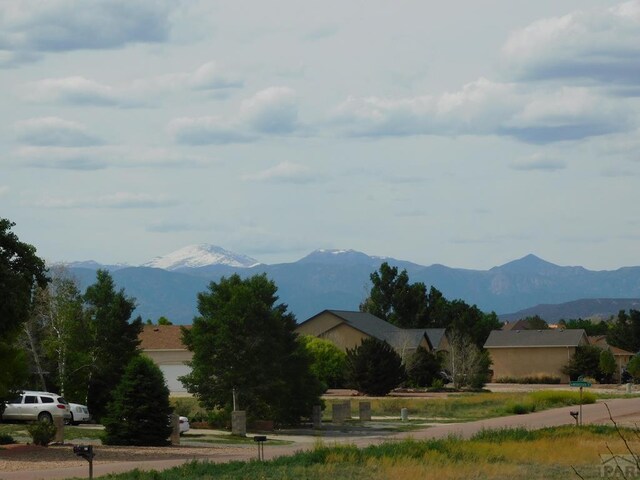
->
[73,445,95,479]
[569,376,592,426]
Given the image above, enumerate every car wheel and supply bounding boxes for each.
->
[38,412,53,423]
[65,412,75,426]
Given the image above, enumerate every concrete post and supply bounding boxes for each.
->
[359,401,371,421]
[312,405,322,429]
[232,411,247,436]
[343,400,352,419]
[54,416,64,444]
[170,414,180,445]
[401,408,409,422]
[627,383,633,394]
[332,403,346,424]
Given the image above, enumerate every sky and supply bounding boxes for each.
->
[2,0,640,271]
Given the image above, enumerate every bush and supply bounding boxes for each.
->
[300,336,347,389]
[27,422,57,446]
[504,401,536,415]
[103,355,173,446]
[562,345,601,380]
[406,348,443,388]
[0,434,15,445]
[345,338,406,396]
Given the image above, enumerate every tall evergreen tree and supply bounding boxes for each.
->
[103,355,172,446]
[84,270,142,420]
[345,337,406,396]
[181,274,323,425]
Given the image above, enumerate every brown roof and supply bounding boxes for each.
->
[139,325,190,350]
[588,336,635,357]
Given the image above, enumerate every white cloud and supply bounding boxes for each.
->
[32,192,177,209]
[12,146,209,170]
[169,86,300,144]
[0,186,9,196]
[239,87,298,134]
[25,62,243,107]
[502,1,640,87]
[15,117,103,147]
[331,79,630,143]
[25,76,142,107]
[243,162,318,183]
[0,0,173,66]
[510,153,566,171]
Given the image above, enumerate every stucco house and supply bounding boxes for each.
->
[295,309,449,361]
[139,325,192,396]
[484,329,589,383]
[589,335,635,382]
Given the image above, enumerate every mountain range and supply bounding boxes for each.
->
[63,245,640,325]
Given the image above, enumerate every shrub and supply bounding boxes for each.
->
[300,336,347,389]
[27,422,57,446]
[103,355,173,446]
[0,434,16,445]
[406,347,443,388]
[472,427,536,442]
[599,349,616,383]
[345,338,406,396]
[504,401,536,415]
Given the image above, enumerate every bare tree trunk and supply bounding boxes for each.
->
[24,324,47,391]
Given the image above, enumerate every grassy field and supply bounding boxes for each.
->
[70,425,640,479]
[323,390,603,422]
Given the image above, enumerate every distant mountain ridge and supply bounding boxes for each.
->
[63,248,640,325]
[499,298,640,323]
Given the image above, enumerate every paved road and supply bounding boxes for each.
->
[2,397,639,480]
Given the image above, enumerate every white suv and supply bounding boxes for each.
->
[1,391,71,423]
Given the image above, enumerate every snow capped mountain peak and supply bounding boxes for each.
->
[144,244,261,270]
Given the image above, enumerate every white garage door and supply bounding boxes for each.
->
[159,365,191,394]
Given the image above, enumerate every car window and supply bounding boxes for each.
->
[40,396,54,403]
[57,397,68,405]
[8,396,22,404]
[24,396,38,404]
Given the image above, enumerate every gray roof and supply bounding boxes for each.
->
[327,310,401,341]
[484,329,588,348]
[326,310,443,351]
[425,328,446,349]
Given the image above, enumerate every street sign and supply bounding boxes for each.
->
[570,381,592,387]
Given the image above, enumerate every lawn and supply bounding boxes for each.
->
[69,425,640,479]
[322,390,607,423]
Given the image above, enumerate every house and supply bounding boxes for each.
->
[484,329,589,383]
[295,309,449,360]
[589,335,635,382]
[139,325,192,396]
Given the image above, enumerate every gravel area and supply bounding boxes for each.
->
[0,443,249,473]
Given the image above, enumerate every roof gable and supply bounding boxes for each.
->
[484,329,587,348]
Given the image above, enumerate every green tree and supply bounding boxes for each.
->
[521,315,549,330]
[607,310,640,354]
[406,347,443,388]
[345,337,406,395]
[561,318,609,336]
[181,274,323,425]
[0,218,48,411]
[626,355,640,382]
[103,355,172,446]
[300,336,347,390]
[360,262,428,328]
[562,345,601,381]
[598,349,616,384]
[157,316,173,325]
[84,270,142,420]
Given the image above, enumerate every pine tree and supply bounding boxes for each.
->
[345,337,406,396]
[103,355,173,446]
